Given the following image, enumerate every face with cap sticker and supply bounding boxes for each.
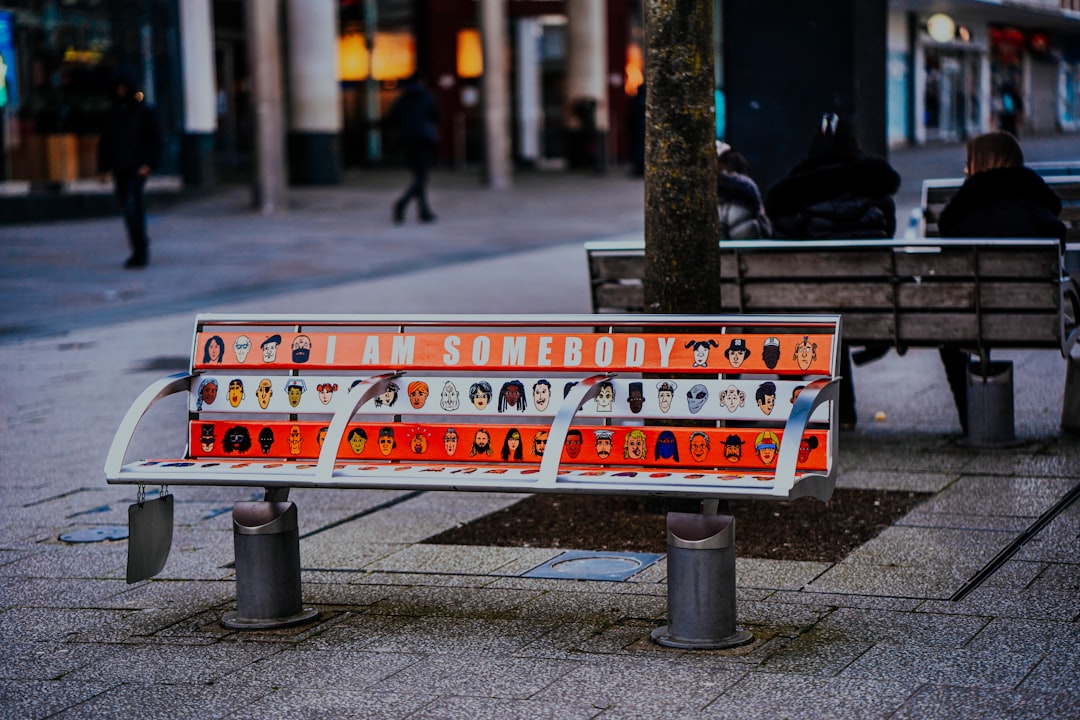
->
[657,382,676,413]
[762,338,781,370]
[687,384,708,414]
[594,431,613,458]
[755,431,779,465]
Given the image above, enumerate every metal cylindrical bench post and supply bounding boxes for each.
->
[965,360,1018,448]
[222,501,318,630]
[651,512,753,650]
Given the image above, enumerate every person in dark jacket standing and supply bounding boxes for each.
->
[936,131,1065,433]
[716,142,770,239]
[97,68,162,269]
[765,113,902,429]
[388,74,439,224]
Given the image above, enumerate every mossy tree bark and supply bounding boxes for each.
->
[643,0,720,314]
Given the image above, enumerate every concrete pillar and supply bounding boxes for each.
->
[246,0,287,212]
[566,0,608,170]
[480,0,512,189]
[178,0,217,188]
[286,0,342,185]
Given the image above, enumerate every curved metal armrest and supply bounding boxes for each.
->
[536,373,616,487]
[105,372,193,480]
[316,371,405,483]
[773,377,840,495]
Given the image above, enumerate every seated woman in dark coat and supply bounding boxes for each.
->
[764,113,901,429]
[716,143,771,239]
[937,131,1066,433]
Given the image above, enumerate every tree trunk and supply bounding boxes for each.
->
[643,0,720,314]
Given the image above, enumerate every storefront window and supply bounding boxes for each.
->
[0,0,179,183]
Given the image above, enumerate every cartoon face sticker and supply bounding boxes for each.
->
[791,385,805,404]
[762,337,781,370]
[228,378,245,408]
[347,427,368,454]
[724,338,751,368]
[223,425,252,454]
[755,381,776,416]
[656,381,676,413]
[723,434,743,463]
[501,428,523,461]
[687,384,708,414]
[793,336,817,371]
[686,339,719,367]
[624,429,647,460]
[261,334,282,363]
[594,381,615,412]
[627,382,645,414]
[411,432,428,454]
[565,430,583,459]
[594,430,614,459]
[407,381,430,409]
[532,430,548,458]
[498,380,527,412]
[719,385,745,413]
[469,381,492,410]
[254,379,272,409]
[655,430,679,461]
[375,381,399,408]
[197,378,218,410]
[443,428,458,456]
[798,436,819,463]
[203,335,225,364]
[287,425,303,455]
[317,382,338,405]
[689,431,711,462]
[291,335,312,364]
[470,428,492,457]
[440,381,460,411]
[233,335,252,363]
[755,431,780,465]
[200,424,215,453]
[285,378,306,408]
[532,380,552,412]
[377,427,396,456]
[316,426,328,447]
[258,427,275,454]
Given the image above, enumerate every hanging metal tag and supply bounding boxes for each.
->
[126,493,174,583]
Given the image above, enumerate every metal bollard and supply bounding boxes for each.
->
[221,501,318,630]
[965,360,1018,448]
[651,512,753,650]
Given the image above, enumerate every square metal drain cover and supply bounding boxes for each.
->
[524,550,663,581]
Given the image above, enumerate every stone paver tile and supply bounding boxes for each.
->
[920,585,1080,621]
[835,469,955,494]
[0,607,137,643]
[735,558,832,591]
[99,578,234,611]
[223,647,425,690]
[63,643,284,685]
[223,688,436,720]
[767,590,921,612]
[362,544,538,575]
[364,584,542,619]
[49,680,268,720]
[531,656,745,714]
[0,577,123,607]
[755,631,873,676]
[0,679,116,720]
[711,673,916,720]
[891,684,1079,720]
[967,617,1080,654]
[372,654,581,699]
[840,644,1041,689]
[915,475,1076,517]
[346,616,556,655]
[515,620,660,659]
[840,525,1010,567]
[817,607,989,647]
[407,695,602,720]
[515,588,666,624]
[1,643,112,682]
[1019,647,1080,695]
[1029,561,1080,594]
[805,561,965,599]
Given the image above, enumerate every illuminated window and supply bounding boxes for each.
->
[457,28,483,79]
[338,31,415,81]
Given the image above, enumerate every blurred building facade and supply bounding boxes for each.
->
[0,0,1076,205]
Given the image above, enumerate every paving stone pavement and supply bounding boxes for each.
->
[2,141,1079,718]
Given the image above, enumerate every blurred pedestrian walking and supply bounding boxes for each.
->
[388,74,439,224]
[716,142,770,239]
[765,112,901,429]
[936,131,1065,432]
[97,67,162,269]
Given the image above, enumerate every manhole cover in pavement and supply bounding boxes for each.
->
[524,550,662,581]
[60,526,129,543]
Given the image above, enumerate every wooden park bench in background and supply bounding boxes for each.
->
[586,238,1080,444]
[106,313,842,649]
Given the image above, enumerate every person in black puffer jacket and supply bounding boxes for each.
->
[937,131,1066,433]
[765,113,901,429]
[716,143,771,239]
